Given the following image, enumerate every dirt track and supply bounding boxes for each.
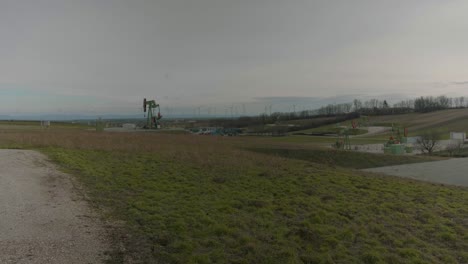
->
[0,150,109,263]
[364,158,468,187]
[353,126,391,137]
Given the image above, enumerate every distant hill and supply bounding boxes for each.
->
[0,114,145,121]
[366,108,468,134]
[0,113,230,121]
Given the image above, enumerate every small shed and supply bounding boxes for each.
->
[41,120,51,128]
[450,132,466,141]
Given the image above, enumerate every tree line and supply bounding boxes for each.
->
[204,95,468,129]
[317,96,468,115]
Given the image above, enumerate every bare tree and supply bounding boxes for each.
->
[416,131,442,154]
[446,140,464,156]
[353,99,362,111]
[343,103,352,113]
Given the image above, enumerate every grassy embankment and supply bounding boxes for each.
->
[364,108,468,139]
[249,148,440,169]
[0,130,467,263]
[286,108,468,141]
[293,125,368,136]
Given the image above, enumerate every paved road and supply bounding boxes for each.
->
[0,150,109,263]
[364,158,468,187]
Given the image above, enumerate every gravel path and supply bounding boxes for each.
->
[0,150,110,263]
[364,158,468,187]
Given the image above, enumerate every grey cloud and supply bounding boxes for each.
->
[0,0,467,116]
[451,81,468,85]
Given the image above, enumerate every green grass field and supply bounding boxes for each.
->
[0,120,91,131]
[0,123,467,263]
[42,145,468,263]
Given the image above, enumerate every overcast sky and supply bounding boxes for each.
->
[1,0,468,116]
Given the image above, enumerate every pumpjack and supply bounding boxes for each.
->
[143,98,162,129]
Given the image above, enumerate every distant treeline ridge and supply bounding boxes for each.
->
[203,95,467,132]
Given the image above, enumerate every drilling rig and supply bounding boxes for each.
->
[143,98,162,129]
